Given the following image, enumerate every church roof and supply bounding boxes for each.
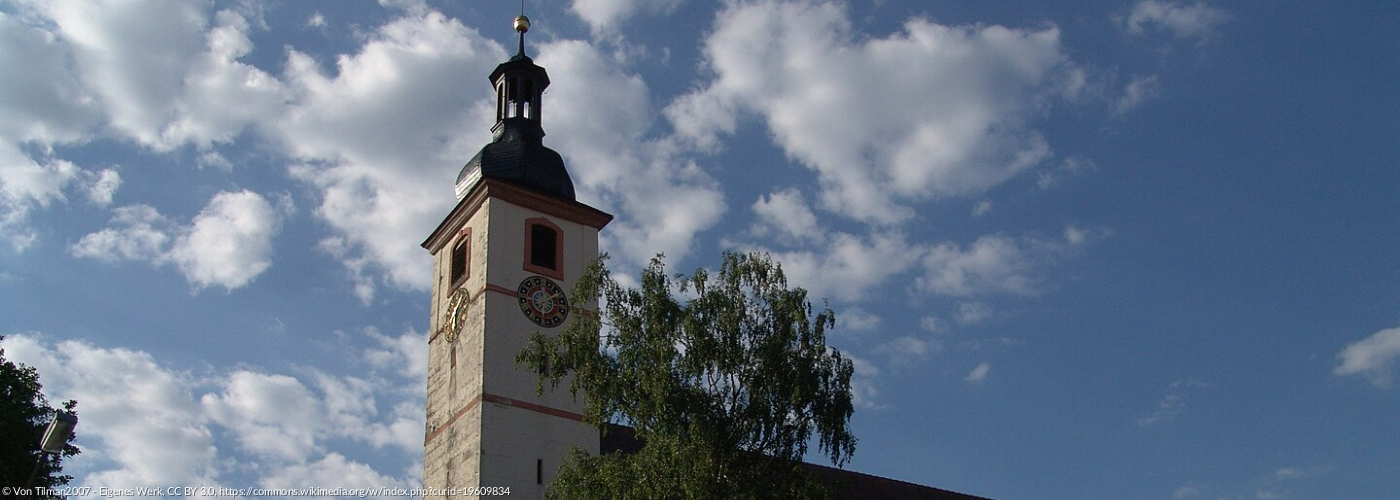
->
[456,120,575,200]
[599,424,995,500]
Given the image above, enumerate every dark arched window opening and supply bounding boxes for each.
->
[524,218,563,279]
[450,230,470,285]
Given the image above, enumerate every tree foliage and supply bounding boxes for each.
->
[0,336,80,497]
[518,252,857,499]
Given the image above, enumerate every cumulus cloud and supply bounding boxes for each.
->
[258,453,414,491]
[571,0,684,33]
[161,9,286,149]
[918,227,1096,298]
[838,307,881,333]
[202,371,324,461]
[3,331,424,490]
[364,327,429,381]
[536,40,726,266]
[0,154,77,251]
[669,0,1073,224]
[0,9,102,145]
[0,3,276,250]
[71,190,285,291]
[875,335,938,366]
[278,9,504,301]
[1123,1,1230,41]
[919,235,1037,297]
[3,334,221,487]
[169,190,285,290]
[34,0,211,147]
[70,204,170,262]
[746,230,923,302]
[7,2,511,300]
[1335,326,1400,387]
[751,188,821,243]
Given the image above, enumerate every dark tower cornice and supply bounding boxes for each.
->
[455,15,575,201]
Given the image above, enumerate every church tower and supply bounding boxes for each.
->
[421,15,611,498]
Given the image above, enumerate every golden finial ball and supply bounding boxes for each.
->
[514,15,530,33]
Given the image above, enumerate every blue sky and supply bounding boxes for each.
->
[1,0,1396,499]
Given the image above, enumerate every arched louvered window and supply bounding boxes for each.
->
[524,218,563,279]
[450,228,470,285]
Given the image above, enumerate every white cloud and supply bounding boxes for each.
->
[971,200,993,217]
[258,453,413,493]
[0,3,274,251]
[72,190,285,291]
[0,150,120,251]
[168,190,285,291]
[1115,74,1162,114]
[70,204,170,262]
[3,332,424,491]
[669,0,1073,224]
[838,307,881,332]
[1335,326,1400,387]
[570,0,684,33]
[0,153,79,250]
[750,230,923,302]
[919,235,1036,297]
[1036,156,1094,190]
[536,39,726,266]
[966,362,991,383]
[876,335,938,366]
[846,354,883,409]
[160,9,286,149]
[278,10,506,300]
[0,8,103,146]
[918,226,1096,298]
[84,168,121,206]
[202,371,324,461]
[751,188,821,243]
[1124,1,1230,41]
[364,327,429,381]
[34,0,210,148]
[2,334,221,487]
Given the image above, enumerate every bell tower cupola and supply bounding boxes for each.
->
[455,15,576,202]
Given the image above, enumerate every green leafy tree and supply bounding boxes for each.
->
[1,336,80,497]
[519,252,857,499]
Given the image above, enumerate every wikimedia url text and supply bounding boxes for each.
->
[1,486,512,498]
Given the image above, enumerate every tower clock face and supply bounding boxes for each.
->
[517,276,569,328]
[442,287,469,342]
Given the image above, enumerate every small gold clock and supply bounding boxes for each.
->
[442,287,469,342]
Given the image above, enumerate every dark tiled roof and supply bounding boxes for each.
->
[599,424,994,500]
[457,119,575,201]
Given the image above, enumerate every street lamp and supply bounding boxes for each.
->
[26,411,77,489]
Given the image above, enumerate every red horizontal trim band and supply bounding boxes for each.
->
[424,392,584,446]
[481,393,585,422]
[425,393,482,445]
[486,283,515,297]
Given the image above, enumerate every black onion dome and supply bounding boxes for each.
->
[456,120,575,200]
